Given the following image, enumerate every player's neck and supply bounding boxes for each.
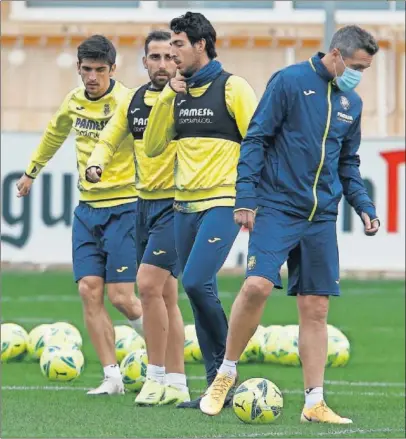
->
[85,79,114,100]
[193,56,211,75]
[320,53,336,78]
[149,82,164,91]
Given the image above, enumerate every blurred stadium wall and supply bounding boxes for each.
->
[1,1,405,276]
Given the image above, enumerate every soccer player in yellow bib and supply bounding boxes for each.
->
[144,12,258,409]
[16,35,143,395]
[86,31,190,406]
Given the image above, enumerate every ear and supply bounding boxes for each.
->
[110,64,117,76]
[196,38,206,53]
[330,48,341,60]
[142,56,148,70]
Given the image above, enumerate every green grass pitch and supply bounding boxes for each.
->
[1,272,405,438]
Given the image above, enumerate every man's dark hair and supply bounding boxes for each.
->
[329,25,379,58]
[170,11,217,59]
[77,35,116,66]
[144,30,171,56]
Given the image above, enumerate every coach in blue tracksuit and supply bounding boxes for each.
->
[200,26,381,423]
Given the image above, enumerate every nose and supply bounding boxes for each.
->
[89,71,97,80]
[159,57,166,69]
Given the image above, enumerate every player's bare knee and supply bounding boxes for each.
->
[78,277,103,308]
[162,277,178,309]
[137,276,162,304]
[242,277,272,306]
[163,290,177,309]
[107,284,137,313]
[299,295,329,323]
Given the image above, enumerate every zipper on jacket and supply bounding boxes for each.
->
[308,81,332,221]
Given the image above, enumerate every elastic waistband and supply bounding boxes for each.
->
[175,185,236,202]
[138,189,175,200]
[78,200,137,211]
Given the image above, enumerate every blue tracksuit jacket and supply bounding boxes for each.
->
[235,52,378,222]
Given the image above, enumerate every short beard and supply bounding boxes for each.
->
[150,76,169,90]
[182,68,195,78]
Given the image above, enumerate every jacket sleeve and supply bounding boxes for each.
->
[235,72,288,211]
[87,90,133,170]
[225,75,258,138]
[338,109,378,221]
[25,92,74,178]
[144,85,177,158]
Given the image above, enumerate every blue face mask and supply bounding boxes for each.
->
[335,54,362,92]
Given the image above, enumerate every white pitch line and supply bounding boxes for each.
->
[3,386,404,398]
[214,428,406,438]
[189,376,405,389]
[3,285,402,304]
[2,385,91,391]
[325,379,405,388]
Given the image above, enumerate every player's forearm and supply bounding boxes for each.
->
[144,85,176,158]
[87,125,129,170]
[87,141,115,170]
[346,188,377,220]
[340,168,377,219]
[25,131,68,178]
[235,139,265,211]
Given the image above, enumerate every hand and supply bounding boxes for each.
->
[16,174,34,198]
[86,166,102,183]
[361,212,380,236]
[234,209,256,233]
[169,74,187,94]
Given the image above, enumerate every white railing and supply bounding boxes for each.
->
[10,1,406,24]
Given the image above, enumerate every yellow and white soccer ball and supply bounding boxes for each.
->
[52,322,82,347]
[134,348,148,365]
[124,332,146,358]
[233,378,283,424]
[27,324,51,360]
[276,326,301,367]
[260,325,283,363]
[239,334,261,363]
[114,325,137,363]
[255,325,267,338]
[40,346,84,381]
[43,324,82,350]
[327,326,350,367]
[184,325,202,363]
[120,349,148,391]
[1,323,29,362]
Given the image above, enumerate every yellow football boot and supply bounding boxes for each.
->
[158,385,191,405]
[199,372,236,416]
[134,378,165,406]
[301,401,353,424]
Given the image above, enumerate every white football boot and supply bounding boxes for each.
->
[87,376,125,395]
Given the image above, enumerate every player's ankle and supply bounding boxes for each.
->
[166,372,187,392]
[218,359,238,376]
[128,315,144,336]
[103,364,121,379]
[304,386,324,408]
[147,364,166,385]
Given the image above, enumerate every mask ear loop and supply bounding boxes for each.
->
[333,50,346,86]
[339,51,347,69]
